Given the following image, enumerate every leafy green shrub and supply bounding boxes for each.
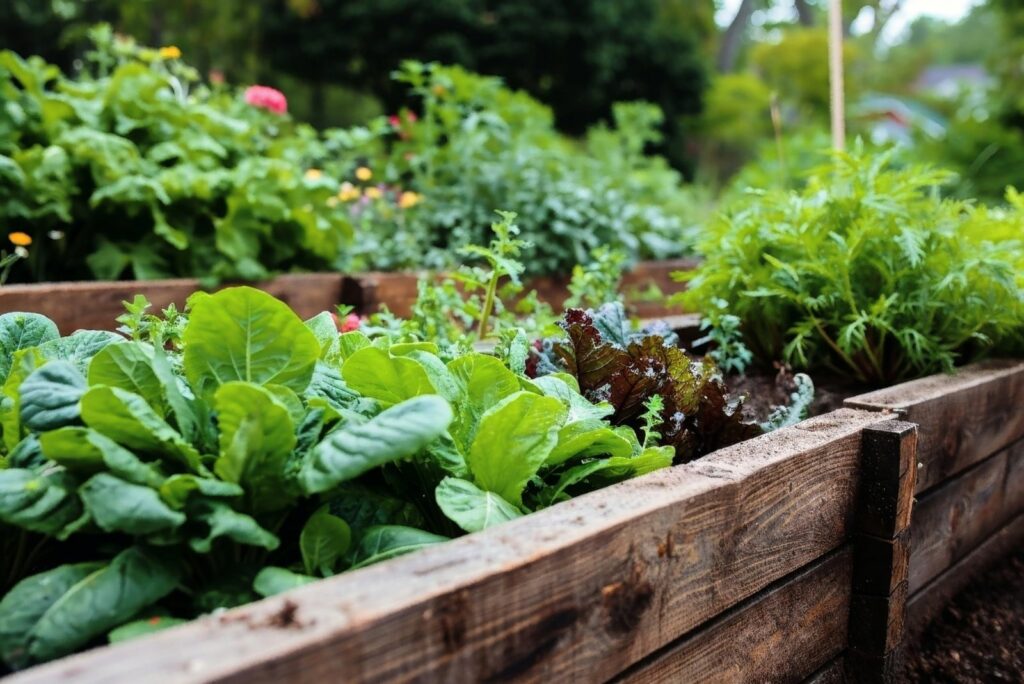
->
[0,285,719,669]
[321,63,695,275]
[680,147,1024,384]
[0,28,351,283]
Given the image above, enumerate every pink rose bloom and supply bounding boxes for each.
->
[244,85,288,115]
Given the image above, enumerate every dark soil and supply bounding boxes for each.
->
[727,364,874,424]
[903,550,1024,683]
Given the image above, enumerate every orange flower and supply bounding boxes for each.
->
[8,232,32,247]
[398,191,421,209]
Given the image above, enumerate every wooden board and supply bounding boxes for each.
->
[906,513,1024,639]
[10,409,890,684]
[615,549,852,683]
[0,274,345,334]
[803,656,847,684]
[341,259,700,319]
[846,360,1024,494]
[907,438,1024,594]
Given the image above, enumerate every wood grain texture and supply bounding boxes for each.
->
[805,657,847,684]
[0,274,345,334]
[846,360,1024,494]
[340,259,700,319]
[906,513,1024,640]
[908,438,1024,594]
[855,422,918,539]
[9,409,890,684]
[616,549,852,684]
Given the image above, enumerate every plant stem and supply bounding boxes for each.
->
[476,270,499,341]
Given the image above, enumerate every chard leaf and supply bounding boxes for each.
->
[341,346,436,408]
[300,507,351,576]
[159,474,243,509]
[0,562,104,670]
[80,473,185,535]
[0,468,85,538]
[337,330,370,360]
[541,446,673,505]
[446,353,520,450]
[213,382,296,513]
[435,477,522,533]
[188,501,279,553]
[81,385,202,472]
[40,427,164,486]
[351,525,448,569]
[5,547,180,667]
[19,361,86,431]
[300,395,452,495]
[547,420,634,466]
[88,344,164,415]
[0,313,59,383]
[183,286,320,398]
[467,392,566,505]
[253,567,317,598]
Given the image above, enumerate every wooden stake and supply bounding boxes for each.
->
[828,0,846,151]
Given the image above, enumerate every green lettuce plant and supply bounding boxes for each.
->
[679,147,1024,384]
[0,286,684,670]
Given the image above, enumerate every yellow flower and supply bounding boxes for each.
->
[355,166,373,182]
[326,196,339,208]
[365,187,383,200]
[338,182,360,202]
[398,191,421,209]
[159,46,182,60]
[304,168,323,181]
[432,84,447,97]
[8,232,32,247]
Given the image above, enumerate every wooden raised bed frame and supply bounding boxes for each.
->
[0,259,697,335]
[7,410,916,684]
[846,359,1024,642]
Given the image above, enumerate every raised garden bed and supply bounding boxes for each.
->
[0,259,698,335]
[846,360,1024,643]
[340,258,699,320]
[3,409,916,683]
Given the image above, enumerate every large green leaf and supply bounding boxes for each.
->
[0,468,85,539]
[88,344,165,415]
[188,500,279,553]
[0,562,104,670]
[36,330,125,375]
[299,395,452,494]
[79,473,185,535]
[80,385,202,472]
[350,525,449,569]
[40,427,165,487]
[547,420,634,466]
[19,361,87,432]
[341,347,436,408]
[540,446,673,505]
[213,382,296,512]
[2,348,45,452]
[3,547,181,667]
[183,287,320,397]
[252,567,316,598]
[446,353,521,450]
[0,313,59,383]
[158,474,243,509]
[435,477,522,533]
[300,507,350,576]
[467,392,566,505]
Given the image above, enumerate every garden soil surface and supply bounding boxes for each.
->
[902,550,1024,682]
[728,365,872,423]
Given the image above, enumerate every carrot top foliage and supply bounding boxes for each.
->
[679,147,1024,384]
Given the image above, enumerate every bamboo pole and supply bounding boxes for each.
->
[828,0,846,151]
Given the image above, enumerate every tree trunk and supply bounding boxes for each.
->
[716,0,756,73]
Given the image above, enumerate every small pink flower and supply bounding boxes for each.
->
[405,111,418,123]
[388,115,402,128]
[244,85,288,115]
[341,314,362,332]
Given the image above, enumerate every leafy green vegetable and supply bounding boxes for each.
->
[435,477,522,533]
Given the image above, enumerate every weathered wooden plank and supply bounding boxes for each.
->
[615,549,852,684]
[908,440,1024,594]
[847,421,917,683]
[845,360,1024,494]
[805,656,847,684]
[9,409,889,684]
[906,513,1024,640]
[0,274,345,334]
